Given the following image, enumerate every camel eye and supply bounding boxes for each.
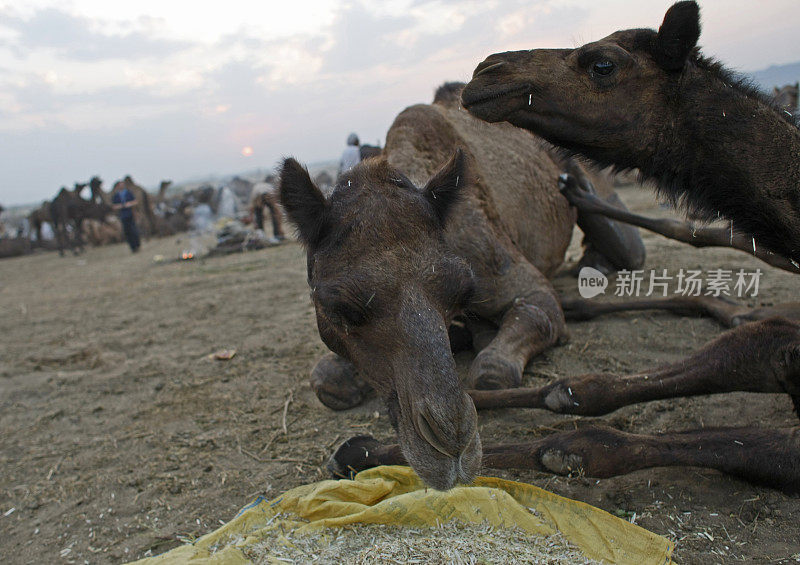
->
[592,60,616,76]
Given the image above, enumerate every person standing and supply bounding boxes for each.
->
[338,133,361,177]
[112,183,140,252]
[249,176,285,243]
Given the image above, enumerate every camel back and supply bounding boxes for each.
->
[385,103,575,277]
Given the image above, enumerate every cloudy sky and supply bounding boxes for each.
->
[1,0,798,205]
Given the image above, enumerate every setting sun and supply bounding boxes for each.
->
[241,146,254,157]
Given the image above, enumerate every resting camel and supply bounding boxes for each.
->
[279,84,645,490]
[302,0,800,492]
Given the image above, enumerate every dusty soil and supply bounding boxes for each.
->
[1,185,799,564]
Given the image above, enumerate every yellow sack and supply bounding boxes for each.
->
[133,466,673,565]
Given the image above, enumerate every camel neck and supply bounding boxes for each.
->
[648,65,800,262]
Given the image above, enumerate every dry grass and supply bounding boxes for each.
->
[239,519,601,564]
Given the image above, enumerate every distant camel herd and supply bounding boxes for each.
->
[1,173,292,258]
[280,1,800,493]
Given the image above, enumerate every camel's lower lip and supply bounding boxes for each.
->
[461,85,529,108]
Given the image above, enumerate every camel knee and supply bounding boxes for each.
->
[310,353,373,410]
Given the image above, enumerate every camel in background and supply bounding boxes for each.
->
[50,187,113,256]
[773,83,799,117]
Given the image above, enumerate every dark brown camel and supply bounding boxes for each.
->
[462,1,800,264]
[279,86,645,490]
[50,187,113,256]
[307,0,800,491]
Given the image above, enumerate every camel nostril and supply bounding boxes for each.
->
[473,61,505,79]
[415,409,456,458]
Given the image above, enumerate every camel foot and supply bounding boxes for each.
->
[310,353,373,410]
[468,349,522,390]
[558,173,594,209]
[540,449,586,476]
[328,435,385,479]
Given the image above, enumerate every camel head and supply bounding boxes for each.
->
[89,176,110,205]
[462,1,701,168]
[73,182,88,197]
[279,151,481,490]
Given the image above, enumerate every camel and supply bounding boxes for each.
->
[83,216,124,246]
[774,83,799,116]
[28,202,50,241]
[50,187,113,256]
[279,84,645,490]
[308,0,800,492]
[156,180,173,205]
[462,1,800,264]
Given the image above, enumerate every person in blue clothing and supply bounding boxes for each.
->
[112,182,140,252]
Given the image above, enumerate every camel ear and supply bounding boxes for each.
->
[279,158,328,246]
[423,149,467,226]
[654,1,700,71]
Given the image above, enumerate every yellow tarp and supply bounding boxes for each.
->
[133,466,673,565]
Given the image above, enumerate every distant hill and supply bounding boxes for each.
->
[745,61,800,91]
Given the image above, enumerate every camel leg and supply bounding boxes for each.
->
[467,268,566,390]
[484,426,800,493]
[310,352,374,411]
[265,196,286,240]
[469,317,800,415]
[327,427,800,493]
[73,219,86,254]
[53,219,67,257]
[558,173,800,274]
[561,295,800,327]
[561,162,646,274]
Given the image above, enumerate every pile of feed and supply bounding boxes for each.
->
[241,520,601,564]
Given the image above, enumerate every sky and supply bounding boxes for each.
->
[1,0,798,205]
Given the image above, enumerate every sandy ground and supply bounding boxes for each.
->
[1,185,799,564]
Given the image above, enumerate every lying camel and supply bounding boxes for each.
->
[325,0,800,492]
[279,85,644,490]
